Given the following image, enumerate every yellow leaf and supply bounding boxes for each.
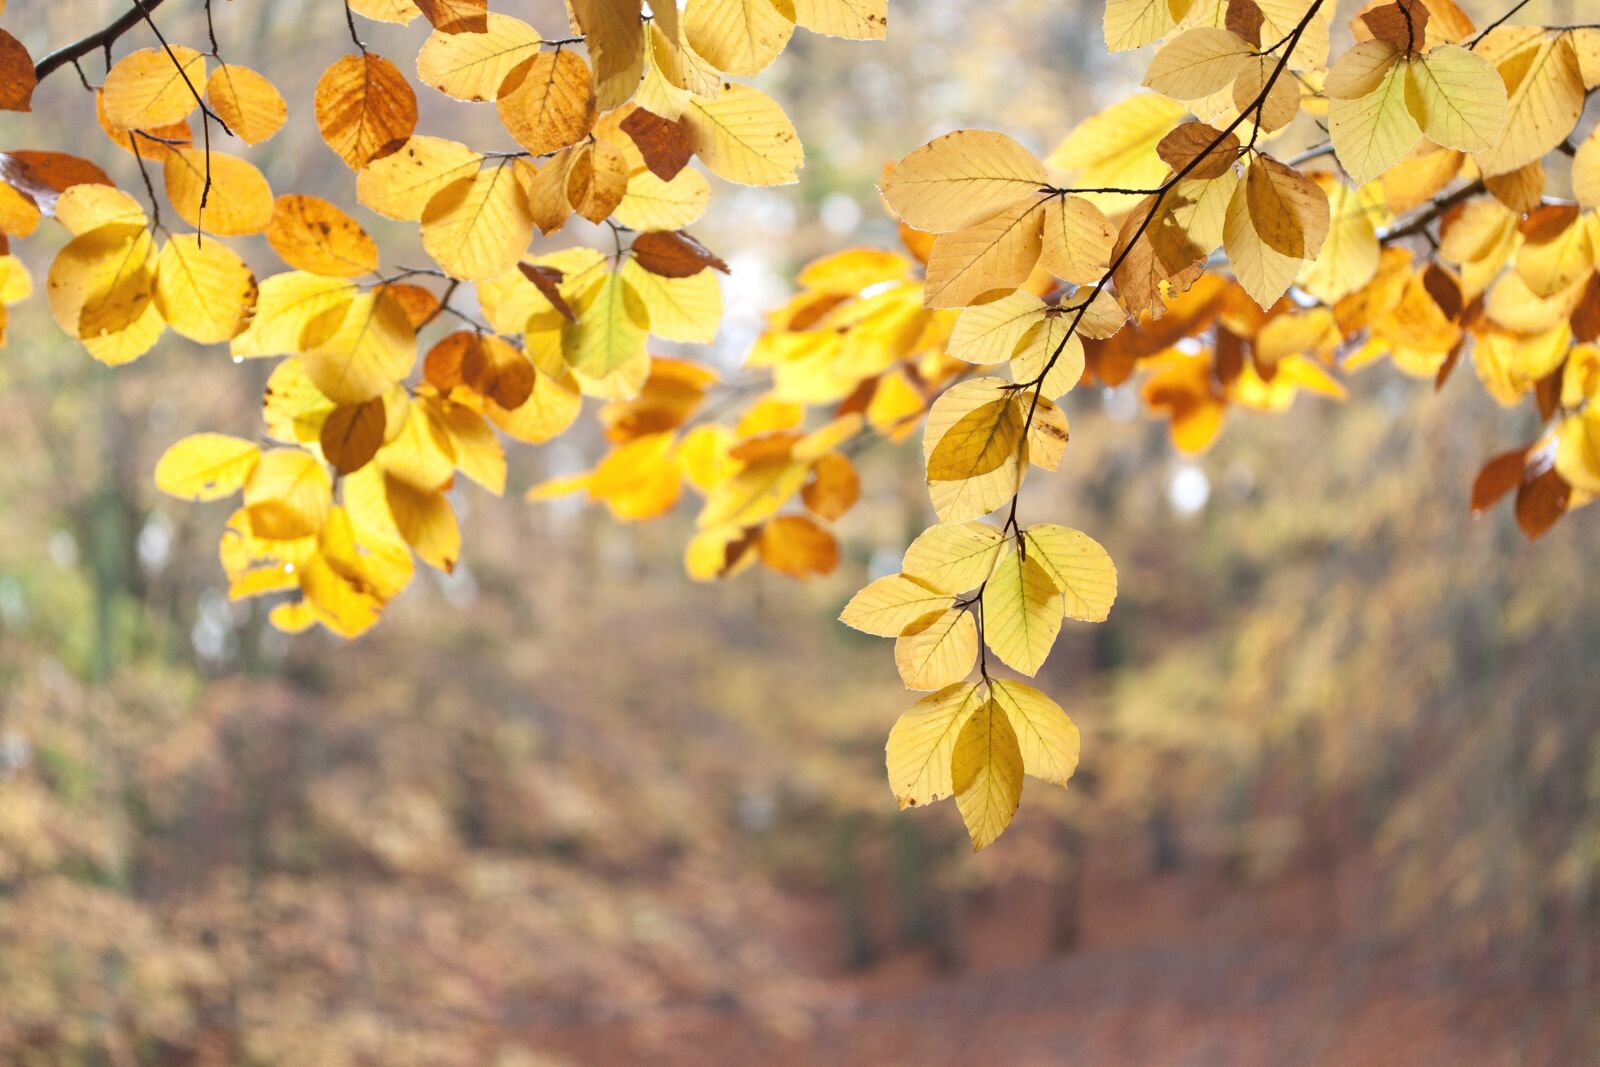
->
[1022,523,1117,621]
[698,455,808,527]
[162,148,274,235]
[793,0,885,39]
[980,545,1062,675]
[1402,45,1508,154]
[1045,94,1185,211]
[417,12,542,101]
[348,0,423,23]
[0,253,32,304]
[356,135,483,220]
[1474,31,1584,178]
[232,272,357,358]
[384,476,459,572]
[1224,175,1300,309]
[268,600,318,634]
[266,194,380,277]
[1143,27,1253,101]
[485,366,583,443]
[244,448,332,540]
[925,376,1024,481]
[924,199,1045,309]
[1039,194,1115,284]
[1328,43,1418,185]
[684,83,804,186]
[588,431,682,519]
[797,247,911,292]
[46,222,156,340]
[951,696,1023,850]
[566,139,631,222]
[421,161,534,280]
[620,257,722,342]
[839,573,954,636]
[894,607,978,691]
[100,46,206,129]
[378,394,457,490]
[948,292,1047,366]
[218,505,317,600]
[880,130,1047,234]
[1573,127,1600,210]
[154,433,261,501]
[205,63,287,144]
[685,0,797,77]
[1027,395,1070,471]
[1555,408,1600,493]
[153,232,258,343]
[300,289,418,402]
[613,166,711,231]
[1011,315,1086,399]
[901,521,1003,594]
[568,0,645,109]
[922,378,1027,522]
[53,184,146,236]
[1298,175,1382,303]
[1104,0,1179,52]
[565,270,650,377]
[885,682,985,809]
[1245,156,1330,260]
[988,679,1079,787]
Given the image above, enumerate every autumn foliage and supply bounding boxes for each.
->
[2,0,1599,849]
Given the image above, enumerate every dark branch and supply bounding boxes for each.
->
[33,0,171,81]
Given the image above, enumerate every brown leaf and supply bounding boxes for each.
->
[564,140,629,224]
[1157,122,1240,180]
[2,151,113,213]
[1571,274,1600,342]
[1535,364,1564,422]
[0,29,36,112]
[1245,157,1330,259]
[424,331,536,409]
[1515,464,1569,540]
[619,108,694,181]
[496,51,596,156]
[1360,0,1428,55]
[1421,263,1461,320]
[517,262,577,322]
[1214,329,1245,387]
[417,0,488,33]
[1471,445,1529,514]
[1112,194,1205,315]
[631,230,730,278]
[1518,203,1579,243]
[1225,0,1264,47]
[314,53,418,169]
[1432,341,1461,391]
[320,398,387,475]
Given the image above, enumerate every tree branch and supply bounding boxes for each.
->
[33,0,171,81]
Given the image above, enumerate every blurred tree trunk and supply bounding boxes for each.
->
[1050,820,1087,952]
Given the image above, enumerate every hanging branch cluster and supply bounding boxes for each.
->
[0,0,1597,849]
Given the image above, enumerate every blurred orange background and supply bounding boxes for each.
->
[1,1,1597,1064]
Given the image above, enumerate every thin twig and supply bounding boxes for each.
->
[1470,0,1534,49]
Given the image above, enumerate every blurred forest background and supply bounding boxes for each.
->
[2,0,1598,1064]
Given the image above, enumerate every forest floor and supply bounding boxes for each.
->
[534,847,1597,1066]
